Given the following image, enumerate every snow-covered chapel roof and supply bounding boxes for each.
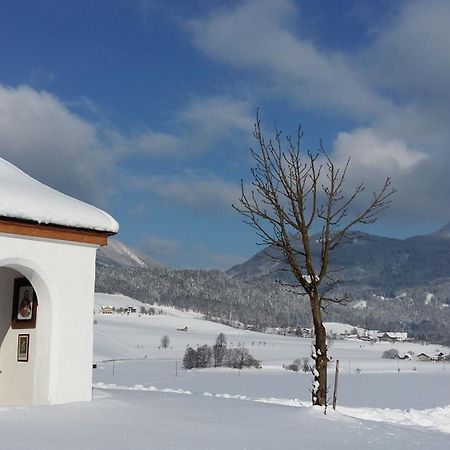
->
[0,158,119,233]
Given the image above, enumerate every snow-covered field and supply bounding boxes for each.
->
[1,292,449,449]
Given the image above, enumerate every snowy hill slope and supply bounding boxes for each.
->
[92,293,449,371]
[92,294,450,408]
[324,322,367,336]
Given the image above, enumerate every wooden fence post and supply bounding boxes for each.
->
[332,359,340,410]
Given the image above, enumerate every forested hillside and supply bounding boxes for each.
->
[96,265,450,345]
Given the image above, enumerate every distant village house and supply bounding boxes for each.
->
[100,306,114,314]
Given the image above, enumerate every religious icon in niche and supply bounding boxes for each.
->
[11,278,38,329]
[17,334,30,362]
[18,286,33,320]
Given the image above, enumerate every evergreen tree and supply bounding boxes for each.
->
[182,346,196,369]
[195,345,212,368]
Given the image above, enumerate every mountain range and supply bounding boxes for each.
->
[227,223,450,296]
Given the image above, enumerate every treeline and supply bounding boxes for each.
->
[182,333,260,370]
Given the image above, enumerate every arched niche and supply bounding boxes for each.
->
[0,259,53,406]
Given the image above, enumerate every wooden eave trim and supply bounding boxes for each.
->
[0,218,116,246]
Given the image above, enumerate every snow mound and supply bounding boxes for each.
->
[93,380,450,435]
[340,405,450,435]
[0,158,118,232]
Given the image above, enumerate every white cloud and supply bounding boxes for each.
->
[368,0,450,103]
[134,172,240,211]
[134,130,183,156]
[188,0,387,118]
[0,84,116,206]
[187,0,450,225]
[180,96,254,145]
[333,128,427,175]
[0,86,251,218]
[132,96,254,158]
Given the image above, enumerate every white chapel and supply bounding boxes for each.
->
[0,158,118,406]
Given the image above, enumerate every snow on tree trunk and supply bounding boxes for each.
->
[311,291,328,406]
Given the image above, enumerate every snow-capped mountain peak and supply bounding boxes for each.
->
[97,239,164,269]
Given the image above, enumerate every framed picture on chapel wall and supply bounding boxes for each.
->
[11,277,38,329]
[17,334,30,362]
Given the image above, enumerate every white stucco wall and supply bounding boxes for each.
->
[0,232,98,406]
[0,267,36,404]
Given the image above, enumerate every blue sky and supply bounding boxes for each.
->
[1,0,450,268]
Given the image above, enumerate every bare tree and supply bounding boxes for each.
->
[234,114,395,406]
[213,332,227,367]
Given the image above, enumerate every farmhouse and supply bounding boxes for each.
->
[432,352,446,362]
[416,352,449,362]
[378,332,408,342]
[0,158,118,406]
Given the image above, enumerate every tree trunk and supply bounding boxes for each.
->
[311,291,327,406]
